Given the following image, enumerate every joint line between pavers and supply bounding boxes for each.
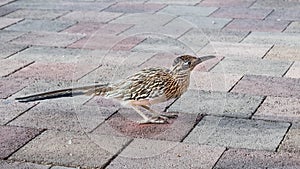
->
[220,18,233,30]
[102,138,134,169]
[3,61,35,78]
[207,7,220,17]
[275,122,292,152]
[249,96,267,119]
[228,75,244,93]
[116,24,135,36]
[207,55,225,72]
[4,45,30,59]
[106,12,126,24]
[75,64,102,82]
[211,147,229,169]
[238,31,251,43]
[282,61,295,77]
[100,1,118,12]
[262,9,275,20]
[261,44,274,59]
[281,21,293,32]
[57,21,78,33]
[0,18,25,31]
[179,113,206,143]
[248,0,259,8]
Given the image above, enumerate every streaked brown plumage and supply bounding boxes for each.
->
[16,55,215,124]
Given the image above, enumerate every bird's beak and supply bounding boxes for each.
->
[195,55,216,65]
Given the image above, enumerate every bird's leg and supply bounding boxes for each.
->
[140,105,178,120]
[130,105,165,124]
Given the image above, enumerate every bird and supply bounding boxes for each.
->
[16,55,216,124]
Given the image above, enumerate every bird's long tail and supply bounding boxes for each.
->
[15,84,112,102]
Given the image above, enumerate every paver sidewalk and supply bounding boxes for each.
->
[0,0,300,168]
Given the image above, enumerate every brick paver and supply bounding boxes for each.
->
[285,62,300,79]
[5,19,75,32]
[231,75,300,98]
[169,90,263,118]
[210,57,292,77]
[279,123,300,154]
[253,96,300,122]
[1,0,300,168]
[184,116,290,151]
[108,139,225,169]
[0,125,42,159]
[9,130,131,168]
[214,149,300,169]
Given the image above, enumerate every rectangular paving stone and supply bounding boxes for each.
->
[284,21,300,33]
[265,45,300,61]
[120,17,192,39]
[267,9,300,21]
[231,75,300,98]
[0,30,25,42]
[111,13,174,26]
[9,101,116,132]
[59,11,123,23]
[251,0,300,9]
[0,43,27,59]
[157,5,217,17]
[285,61,300,79]
[0,125,42,159]
[184,116,290,151]
[199,0,255,8]
[0,160,50,169]
[105,2,165,13]
[189,72,242,92]
[242,32,300,46]
[0,59,33,77]
[0,6,17,17]
[132,36,192,54]
[211,7,272,19]
[0,17,22,29]
[10,32,84,47]
[0,77,29,99]
[107,139,225,169]
[9,130,131,168]
[169,90,263,118]
[5,19,76,32]
[5,9,68,20]
[279,123,300,154]
[214,149,300,169]
[6,1,114,11]
[69,34,144,50]
[11,62,99,81]
[180,15,232,29]
[224,18,290,32]
[253,96,300,122]
[211,57,292,77]
[63,22,133,36]
[147,0,200,5]
[92,108,201,142]
[0,100,36,125]
[197,42,273,58]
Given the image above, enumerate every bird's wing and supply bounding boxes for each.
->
[107,67,174,101]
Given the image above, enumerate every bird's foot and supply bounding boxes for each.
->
[159,112,179,119]
[137,117,167,124]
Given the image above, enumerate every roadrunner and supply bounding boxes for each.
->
[16,55,215,124]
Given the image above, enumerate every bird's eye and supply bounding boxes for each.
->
[184,61,191,66]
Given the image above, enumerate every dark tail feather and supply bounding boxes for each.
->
[15,84,111,102]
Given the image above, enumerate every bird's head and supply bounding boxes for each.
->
[172,55,216,72]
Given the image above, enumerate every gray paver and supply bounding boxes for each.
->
[285,61,300,79]
[0,100,36,125]
[0,160,50,169]
[0,30,25,42]
[279,123,300,154]
[251,0,300,9]
[0,43,27,59]
[284,21,300,33]
[253,96,300,122]
[210,57,292,77]
[107,138,225,169]
[9,130,131,168]
[184,116,290,151]
[5,9,68,20]
[10,32,84,47]
[169,90,263,118]
[0,125,42,159]
[158,5,217,17]
[214,149,300,169]
[180,15,232,29]
[242,32,300,46]
[9,101,116,132]
[5,19,75,32]
[0,17,22,29]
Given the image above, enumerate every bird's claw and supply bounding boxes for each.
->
[159,112,179,119]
